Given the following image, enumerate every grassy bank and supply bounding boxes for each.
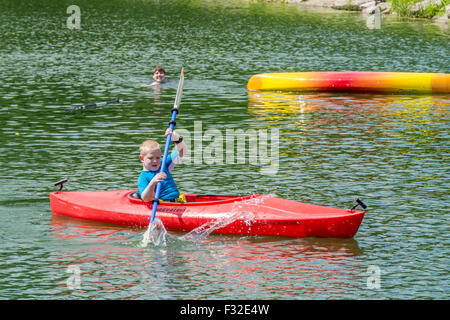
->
[260,0,450,19]
[391,0,449,18]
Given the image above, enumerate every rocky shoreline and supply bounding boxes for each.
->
[285,0,450,22]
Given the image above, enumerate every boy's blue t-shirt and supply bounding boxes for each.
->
[138,150,180,201]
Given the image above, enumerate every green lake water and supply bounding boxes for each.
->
[0,0,449,300]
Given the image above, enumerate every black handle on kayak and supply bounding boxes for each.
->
[54,179,68,192]
[351,198,367,212]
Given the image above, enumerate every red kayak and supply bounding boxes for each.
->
[49,188,365,238]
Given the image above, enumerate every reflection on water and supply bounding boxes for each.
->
[50,215,363,299]
[247,91,449,161]
[248,91,449,119]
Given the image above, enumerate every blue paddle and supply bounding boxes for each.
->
[149,67,184,224]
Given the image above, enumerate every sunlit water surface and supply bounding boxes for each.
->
[0,0,449,299]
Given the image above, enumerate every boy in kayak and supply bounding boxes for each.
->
[138,128,186,202]
[141,65,167,87]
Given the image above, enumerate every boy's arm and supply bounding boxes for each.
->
[140,82,158,87]
[172,131,185,158]
[174,140,186,158]
[140,177,158,202]
[140,173,166,202]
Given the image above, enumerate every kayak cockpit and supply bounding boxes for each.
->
[126,191,259,205]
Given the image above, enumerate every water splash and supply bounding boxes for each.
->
[140,218,167,247]
[140,196,261,246]
[180,196,261,242]
[180,210,254,242]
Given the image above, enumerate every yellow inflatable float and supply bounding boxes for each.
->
[247,71,450,94]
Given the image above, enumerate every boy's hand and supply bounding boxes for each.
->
[151,172,167,185]
[165,128,180,141]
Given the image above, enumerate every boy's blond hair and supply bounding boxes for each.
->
[140,140,160,156]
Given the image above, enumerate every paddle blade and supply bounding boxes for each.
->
[173,68,184,110]
[141,217,167,247]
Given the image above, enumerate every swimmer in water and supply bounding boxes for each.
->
[141,65,167,87]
